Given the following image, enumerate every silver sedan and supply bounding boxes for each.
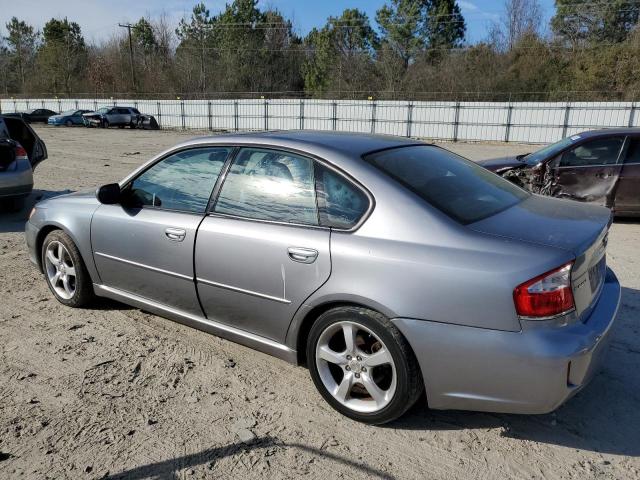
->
[25,131,620,424]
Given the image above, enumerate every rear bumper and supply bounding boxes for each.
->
[392,267,621,414]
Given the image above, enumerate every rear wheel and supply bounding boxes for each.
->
[307,306,423,424]
[42,230,94,308]
[65,119,73,127]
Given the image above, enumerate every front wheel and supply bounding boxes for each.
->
[307,307,423,424]
[65,120,73,127]
[42,230,94,308]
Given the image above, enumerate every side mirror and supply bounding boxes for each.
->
[96,183,121,204]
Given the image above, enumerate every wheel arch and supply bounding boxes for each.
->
[288,296,402,366]
[34,222,98,283]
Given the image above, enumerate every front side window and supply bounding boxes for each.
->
[317,165,369,229]
[365,145,528,225]
[560,137,624,167]
[214,148,318,225]
[126,147,231,213]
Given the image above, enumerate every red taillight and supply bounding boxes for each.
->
[513,262,575,318]
[14,145,28,158]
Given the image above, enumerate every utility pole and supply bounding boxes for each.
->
[118,23,136,92]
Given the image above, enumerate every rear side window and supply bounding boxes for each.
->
[364,145,528,225]
[214,148,318,225]
[623,137,640,164]
[316,165,369,229]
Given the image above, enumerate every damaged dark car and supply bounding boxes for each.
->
[479,128,640,216]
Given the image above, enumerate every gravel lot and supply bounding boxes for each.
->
[1,127,639,479]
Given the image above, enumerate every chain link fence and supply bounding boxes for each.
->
[2,97,638,144]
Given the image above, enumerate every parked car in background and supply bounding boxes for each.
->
[82,107,141,128]
[3,108,58,124]
[0,115,47,211]
[48,109,92,127]
[26,131,619,424]
[479,128,640,216]
[135,113,160,130]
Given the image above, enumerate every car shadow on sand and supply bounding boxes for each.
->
[0,188,73,233]
[392,285,640,457]
[101,435,394,480]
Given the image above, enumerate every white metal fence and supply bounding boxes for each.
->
[2,98,638,144]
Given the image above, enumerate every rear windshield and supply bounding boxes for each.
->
[364,145,529,224]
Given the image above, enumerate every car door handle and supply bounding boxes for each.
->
[165,228,186,242]
[287,247,318,264]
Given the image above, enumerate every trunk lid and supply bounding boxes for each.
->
[469,194,611,319]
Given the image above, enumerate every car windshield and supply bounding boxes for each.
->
[523,135,579,165]
[364,145,529,225]
[61,110,76,116]
[96,108,109,114]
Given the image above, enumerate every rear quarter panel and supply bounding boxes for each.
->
[285,181,574,349]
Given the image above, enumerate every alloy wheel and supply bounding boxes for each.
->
[315,321,397,413]
[44,241,77,300]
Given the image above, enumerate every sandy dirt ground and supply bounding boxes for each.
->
[0,127,639,480]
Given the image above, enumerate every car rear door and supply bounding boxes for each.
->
[553,135,625,207]
[194,147,331,343]
[91,146,232,315]
[613,135,640,215]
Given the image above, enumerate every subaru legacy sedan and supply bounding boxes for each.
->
[25,131,620,424]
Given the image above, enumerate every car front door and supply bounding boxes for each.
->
[613,136,640,215]
[105,108,120,125]
[552,136,625,207]
[195,147,331,342]
[91,146,233,315]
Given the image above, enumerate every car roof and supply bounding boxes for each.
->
[578,127,640,137]
[181,130,425,157]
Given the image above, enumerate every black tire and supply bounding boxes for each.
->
[41,230,94,308]
[118,125,125,129]
[102,119,109,128]
[65,120,73,127]
[306,306,423,424]
[129,121,137,129]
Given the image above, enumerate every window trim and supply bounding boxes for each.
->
[120,145,235,216]
[205,144,375,233]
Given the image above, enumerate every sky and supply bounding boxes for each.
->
[0,0,557,44]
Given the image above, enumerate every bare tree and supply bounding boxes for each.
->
[492,0,544,50]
